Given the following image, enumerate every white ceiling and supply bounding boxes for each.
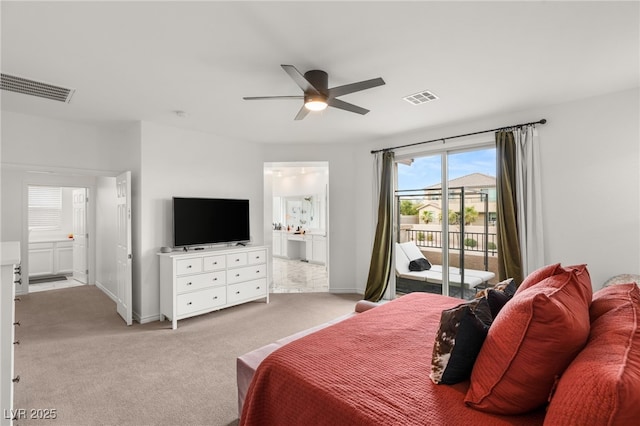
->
[1,1,638,145]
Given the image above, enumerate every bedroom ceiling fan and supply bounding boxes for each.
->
[243,64,385,120]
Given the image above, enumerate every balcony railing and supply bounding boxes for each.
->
[404,229,497,256]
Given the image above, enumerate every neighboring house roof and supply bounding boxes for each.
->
[426,173,496,190]
[417,202,441,211]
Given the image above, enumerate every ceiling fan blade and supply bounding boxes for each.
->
[328,77,385,98]
[294,105,310,121]
[281,64,320,95]
[328,98,370,115]
[243,96,303,100]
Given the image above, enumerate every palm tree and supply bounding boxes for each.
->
[421,210,434,224]
[463,206,479,225]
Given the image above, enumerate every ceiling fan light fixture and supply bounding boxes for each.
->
[304,94,328,111]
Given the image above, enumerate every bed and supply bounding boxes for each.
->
[239,267,640,425]
[239,292,545,425]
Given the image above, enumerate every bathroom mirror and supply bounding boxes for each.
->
[278,194,324,231]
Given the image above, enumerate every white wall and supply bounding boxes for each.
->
[136,122,265,322]
[1,111,139,296]
[272,170,328,197]
[262,145,360,293]
[0,111,132,173]
[355,88,640,291]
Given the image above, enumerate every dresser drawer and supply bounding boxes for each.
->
[227,264,267,285]
[247,249,267,265]
[176,271,226,293]
[203,254,226,271]
[227,279,267,304]
[177,287,226,316]
[226,252,248,267]
[176,258,202,275]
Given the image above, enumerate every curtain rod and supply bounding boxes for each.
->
[370,119,547,154]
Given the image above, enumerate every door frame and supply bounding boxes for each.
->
[392,136,496,298]
[264,161,330,291]
[21,174,97,295]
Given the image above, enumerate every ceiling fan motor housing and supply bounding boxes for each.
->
[304,70,329,94]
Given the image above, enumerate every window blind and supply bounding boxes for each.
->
[29,186,62,229]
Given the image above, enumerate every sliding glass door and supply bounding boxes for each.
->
[396,146,498,299]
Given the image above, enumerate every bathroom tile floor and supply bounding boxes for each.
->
[272,257,328,293]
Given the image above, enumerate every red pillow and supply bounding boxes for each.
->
[515,262,562,294]
[545,283,640,425]
[590,282,639,321]
[465,264,592,414]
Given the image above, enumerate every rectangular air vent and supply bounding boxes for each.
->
[1,73,75,103]
[403,90,438,105]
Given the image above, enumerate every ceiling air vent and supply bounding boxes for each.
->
[403,90,438,105]
[1,73,75,103]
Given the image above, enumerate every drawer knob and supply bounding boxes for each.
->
[187,282,192,286]
[12,375,20,384]
[14,297,20,302]
[256,286,261,290]
[235,259,240,262]
[236,291,240,295]
[13,321,20,327]
[256,270,260,273]
[13,340,20,345]
[14,279,22,284]
[235,273,240,277]
[187,302,192,306]
[213,277,217,281]
[213,296,218,300]
[186,265,192,269]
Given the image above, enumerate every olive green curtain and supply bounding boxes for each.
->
[364,151,394,301]
[496,131,524,285]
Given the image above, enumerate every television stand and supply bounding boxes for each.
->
[158,245,269,329]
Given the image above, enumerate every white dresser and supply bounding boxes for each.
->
[158,245,269,329]
[1,242,20,425]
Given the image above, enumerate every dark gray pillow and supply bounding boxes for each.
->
[482,278,516,318]
[409,257,431,271]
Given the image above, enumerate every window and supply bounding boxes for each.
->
[28,186,62,230]
[396,146,498,299]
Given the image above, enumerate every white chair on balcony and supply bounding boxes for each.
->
[394,241,495,298]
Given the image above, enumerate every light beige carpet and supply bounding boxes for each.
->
[14,285,361,425]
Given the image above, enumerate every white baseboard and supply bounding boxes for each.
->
[94,280,118,303]
[95,281,160,324]
[329,288,362,295]
[135,313,161,324]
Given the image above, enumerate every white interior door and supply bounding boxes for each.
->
[116,172,132,326]
[72,188,88,284]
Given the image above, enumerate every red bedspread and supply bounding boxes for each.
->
[240,292,545,426]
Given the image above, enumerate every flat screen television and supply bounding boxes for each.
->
[173,197,250,247]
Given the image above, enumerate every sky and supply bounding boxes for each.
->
[397,148,496,190]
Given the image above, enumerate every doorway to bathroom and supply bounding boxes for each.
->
[27,185,88,293]
[264,162,329,293]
